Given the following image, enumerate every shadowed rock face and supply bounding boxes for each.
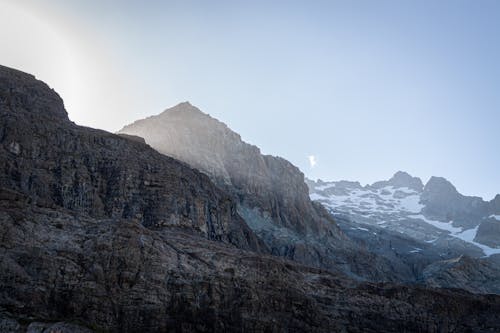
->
[2,65,500,332]
[118,103,406,281]
[371,171,424,192]
[421,177,489,229]
[3,205,500,332]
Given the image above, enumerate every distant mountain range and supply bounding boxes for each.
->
[307,171,500,256]
[307,172,500,294]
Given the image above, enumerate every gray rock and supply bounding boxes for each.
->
[475,218,500,248]
[371,171,424,191]
[421,176,488,229]
[422,255,500,294]
[27,322,94,333]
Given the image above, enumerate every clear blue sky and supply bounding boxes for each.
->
[1,0,499,199]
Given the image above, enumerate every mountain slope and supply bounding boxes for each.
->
[119,102,408,281]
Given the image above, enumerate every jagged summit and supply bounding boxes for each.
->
[371,171,424,191]
[423,176,458,196]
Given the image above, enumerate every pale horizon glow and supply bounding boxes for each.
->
[1,0,499,200]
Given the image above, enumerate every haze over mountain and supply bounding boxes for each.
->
[119,102,402,282]
[120,102,500,295]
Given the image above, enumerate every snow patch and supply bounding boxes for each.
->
[409,216,500,257]
[408,215,463,233]
[454,226,500,257]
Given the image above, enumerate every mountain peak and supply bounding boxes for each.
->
[371,171,423,191]
[424,176,458,195]
[161,101,203,115]
[388,171,424,191]
[172,101,195,109]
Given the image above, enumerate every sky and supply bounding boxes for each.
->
[1,0,499,200]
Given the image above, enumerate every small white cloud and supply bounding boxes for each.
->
[308,155,317,168]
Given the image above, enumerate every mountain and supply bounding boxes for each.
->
[307,171,500,256]
[119,102,410,281]
[2,65,500,332]
[307,171,500,293]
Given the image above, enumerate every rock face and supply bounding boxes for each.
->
[3,205,500,332]
[372,171,424,192]
[420,176,488,229]
[422,255,500,295]
[118,102,405,281]
[2,65,500,331]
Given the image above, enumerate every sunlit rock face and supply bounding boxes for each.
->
[2,65,500,332]
[119,102,406,282]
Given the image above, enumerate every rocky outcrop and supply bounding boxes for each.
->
[371,171,424,192]
[118,102,403,281]
[475,217,500,248]
[422,255,500,295]
[421,176,489,229]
